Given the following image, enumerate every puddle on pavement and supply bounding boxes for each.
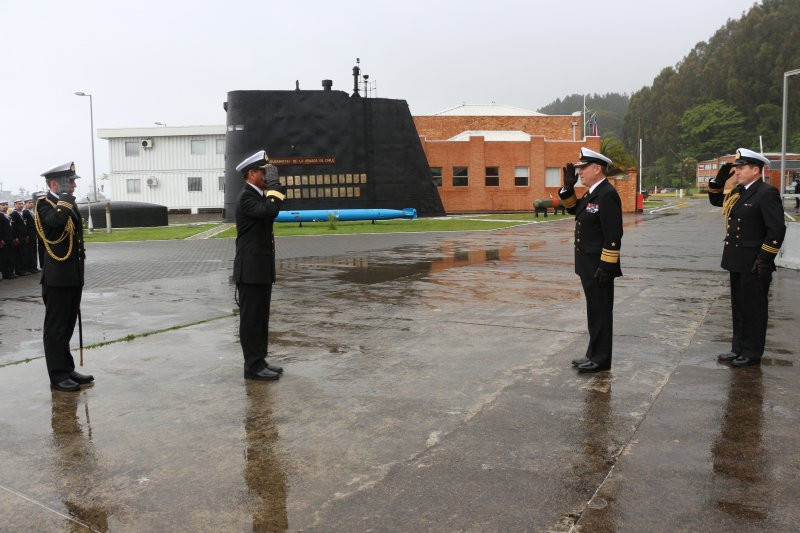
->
[761,357,794,366]
[276,245,517,285]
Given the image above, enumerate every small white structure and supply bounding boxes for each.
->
[97,126,225,213]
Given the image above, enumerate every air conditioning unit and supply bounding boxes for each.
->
[146,177,159,188]
[141,139,153,149]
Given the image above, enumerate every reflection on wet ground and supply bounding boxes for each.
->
[49,390,112,531]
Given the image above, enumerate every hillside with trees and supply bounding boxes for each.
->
[538,93,629,141]
[621,0,800,189]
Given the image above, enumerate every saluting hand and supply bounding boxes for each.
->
[563,163,577,190]
[709,163,733,188]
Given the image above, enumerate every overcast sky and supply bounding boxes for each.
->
[0,0,758,197]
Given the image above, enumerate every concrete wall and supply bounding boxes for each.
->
[776,221,800,270]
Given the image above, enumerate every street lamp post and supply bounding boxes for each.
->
[74,92,98,203]
[780,68,800,201]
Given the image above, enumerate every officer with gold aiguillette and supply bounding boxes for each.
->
[35,162,94,392]
[707,148,786,367]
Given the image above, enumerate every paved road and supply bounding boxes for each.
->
[0,200,798,531]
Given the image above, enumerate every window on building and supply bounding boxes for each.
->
[216,139,225,154]
[485,166,500,187]
[188,177,202,192]
[545,167,561,188]
[218,176,225,192]
[191,140,206,155]
[453,166,468,187]
[515,166,529,187]
[704,164,712,170]
[431,167,442,187]
[125,141,140,157]
[126,178,141,193]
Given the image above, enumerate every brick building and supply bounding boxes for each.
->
[696,152,800,191]
[413,104,638,213]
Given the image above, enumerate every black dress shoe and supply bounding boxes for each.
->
[717,352,739,362]
[577,361,611,373]
[69,371,95,384]
[571,357,589,367]
[731,356,760,367]
[265,362,283,374]
[50,378,80,392]
[244,368,281,381]
[17,271,31,276]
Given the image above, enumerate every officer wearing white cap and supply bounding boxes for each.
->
[0,199,13,280]
[233,150,287,381]
[559,147,623,372]
[707,148,786,367]
[35,162,93,392]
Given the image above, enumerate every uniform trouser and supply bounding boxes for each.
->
[42,285,82,383]
[730,271,770,360]
[25,238,38,271]
[38,241,45,271]
[0,245,10,278]
[237,282,272,374]
[581,276,615,367]
[12,243,26,273]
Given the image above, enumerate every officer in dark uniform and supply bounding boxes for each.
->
[10,198,31,276]
[0,200,13,280]
[33,193,46,269]
[707,148,786,367]
[36,162,93,392]
[233,150,287,381]
[559,147,623,373]
[23,197,41,272]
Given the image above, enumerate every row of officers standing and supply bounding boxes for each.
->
[0,197,43,280]
[31,146,789,392]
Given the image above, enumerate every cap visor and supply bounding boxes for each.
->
[573,161,590,168]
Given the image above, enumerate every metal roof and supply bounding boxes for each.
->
[97,125,225,139]
[447,130,532,142]
[430,103,544,116]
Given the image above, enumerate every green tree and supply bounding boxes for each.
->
[755,103,782,150]
[679,100,747,160]
[622,0,800,169]
[600,137,636,176]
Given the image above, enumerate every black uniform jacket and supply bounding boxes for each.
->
[10,210,26,241]
[708,179,785,273]
[559,179,623,279]
[0,212,11,244]
[23,209,37,240]
[35,192,85,286]
[233,184,284,284]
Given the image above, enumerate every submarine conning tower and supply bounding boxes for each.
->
[222,75,444,221]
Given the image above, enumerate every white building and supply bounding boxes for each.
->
[98,126,225,212]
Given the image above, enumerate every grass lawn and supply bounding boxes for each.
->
[213,218,525,238]
[84,224,217,242]
[643,200,665,207]
[465,213,571,221]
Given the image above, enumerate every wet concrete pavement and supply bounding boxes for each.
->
[1,201,799,531]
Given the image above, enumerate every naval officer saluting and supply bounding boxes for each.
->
[559,147,623,373]
[36,162,93,392]
[707,148,786,367]
[233,150,287,381]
